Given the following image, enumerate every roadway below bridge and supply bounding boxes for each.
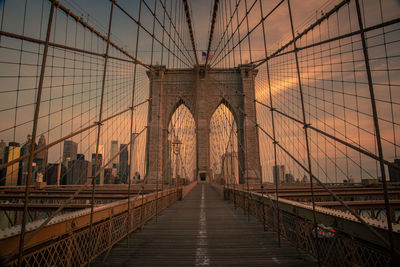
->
[94,184,316,266]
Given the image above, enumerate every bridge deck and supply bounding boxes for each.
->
[94,184,316,266]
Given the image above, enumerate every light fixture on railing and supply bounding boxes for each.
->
[172,137,182,189]
[172,137,182,156]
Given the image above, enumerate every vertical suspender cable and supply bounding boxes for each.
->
[87,1,114,264]
[244,0,252,62]
[205,0,220,68]
[127,0,143,246]
[235,0,242,65]
[259,0,281,245]
[354,0,395,258]
[17,3,55,267]
[287,0,320,265]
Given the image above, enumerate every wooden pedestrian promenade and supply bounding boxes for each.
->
[94,184,316,266]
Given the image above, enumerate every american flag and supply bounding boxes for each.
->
[201,51,213,62]
[201,51,207,61]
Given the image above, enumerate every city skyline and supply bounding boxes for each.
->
[0,1,398,265]
[0,136,145,186]
[0,0,399,185]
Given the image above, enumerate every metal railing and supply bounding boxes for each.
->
[1,188,180,266]
[224,186,394,266]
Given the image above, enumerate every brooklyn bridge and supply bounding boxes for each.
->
[0,0,399,266]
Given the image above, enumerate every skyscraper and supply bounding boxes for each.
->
[130,133,137,183]
[63,140,78,164]
[4,142,21,186]
[35,134,48,178]
[389,159,400,183]
[67,154,90,185]
[97,145,104,158]
[0,140,6,163]
[110,140,119,169]
[20,135,35,185]
[285,173,295,184]
[96,145,104,184]
[46,163,67,185]
[273,165,285,185]
[0,140,6,185]
[92,153,103,184]
[104,168,115,184]
[119,144,128,183]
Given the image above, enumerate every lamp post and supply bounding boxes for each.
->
[172,137,182,190]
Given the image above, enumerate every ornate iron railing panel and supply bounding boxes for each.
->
[224,186,393,266]
[1,188,179,266]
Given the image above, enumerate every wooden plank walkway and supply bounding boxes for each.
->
[93,184,316,266]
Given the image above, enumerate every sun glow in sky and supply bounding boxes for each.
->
[0,0,399,184]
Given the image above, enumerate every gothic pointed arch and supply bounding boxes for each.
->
[167,103,196,183]
[209,99,241,184]
[208,97,240,129]
[167,98,195,129]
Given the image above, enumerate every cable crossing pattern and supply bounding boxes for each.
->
[0,0,399,266]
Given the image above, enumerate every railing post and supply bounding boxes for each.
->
[17,3,55,266]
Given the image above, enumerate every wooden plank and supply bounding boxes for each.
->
[93,184,316,266]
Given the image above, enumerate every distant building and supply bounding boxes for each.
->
[67,154,90,185]
[92,153,103,184]
[3,142,21,186]
[389,159,400,183]
[95,145,104,184]
[130,133,137,183]
[104,168,115,184]
[0,140,6,163]
[63,140,78,164]
[301,175,308,184]
[35,134,48,178]
[119,144,128,183]
[285,173,295,184]
[20,135,36,185]
[273,165,285,184]
[110,140,119,169]
[46,163,67,185]
[0,140,6,184]
[97,145,104,157]
[110,140,119,183]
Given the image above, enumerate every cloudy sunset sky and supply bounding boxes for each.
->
[0,0,399,183]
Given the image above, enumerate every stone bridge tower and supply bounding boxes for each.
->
[145,65,261,184]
